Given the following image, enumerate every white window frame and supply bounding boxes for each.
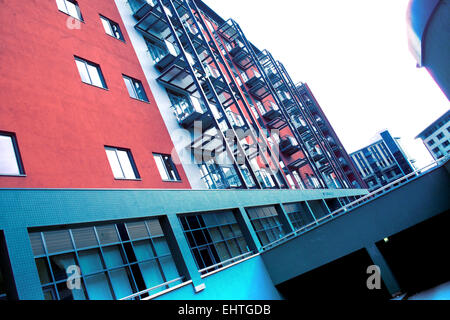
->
[0,133,24,176]
[75,57,107,89]
[100,15,124,41]
[153,154,181,182]
[105,147,139,180]
[56,0,83,21]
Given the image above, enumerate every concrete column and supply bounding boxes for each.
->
[304,201,318,222]
[322,199,333,215]
[236,207,262,252]
[166,215,204,292]
[365,243,401,297]
[4,228,44,300]
[275,204,295,234]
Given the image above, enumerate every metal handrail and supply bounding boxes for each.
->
[261,157,448,251]
[198,251,255,275]
[119,276,184,300]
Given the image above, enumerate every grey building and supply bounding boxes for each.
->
[416,109,450,161]
[350,130,415,191]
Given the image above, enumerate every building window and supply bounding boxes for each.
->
[246,206,285,246]
[442,140,449,148]
[427,139,435,147]
[283,203,315,230]
[105,147,140,180]
[29,218,182,300]
[436,133,445,140]
[432,147,440,154]
[56,0,83,21]
[0,132,24,176]
[100,16,124,41]
[179,211,249,273]
[153,154,180,182]
[75,57,107,89]
[123,76,149,102]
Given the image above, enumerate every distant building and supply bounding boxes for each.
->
[350,131,415,191]
[416,110,450,160]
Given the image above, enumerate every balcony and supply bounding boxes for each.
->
[224,110,250,138]
[199,162,242,190]
[217,19,240,42]
[171,98,214,130]
[178,22,208,56]
[266,70,282,87]
[244,73,270,100]
[311,149,325,162]
[287,158,309,170]
[317,162,334,175]
[228,44,253,70]
[156,52,204,95]
[133,0,170,37]
[280,136,301,156]
[191,127,226,160]
[292,117,309,134]
[129,0,157,20]
[262,101,282,121]
[279,95,296,110]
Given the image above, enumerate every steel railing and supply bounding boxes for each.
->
[119,276,185,300]
[260,156,449,251]
[198,251,256,276]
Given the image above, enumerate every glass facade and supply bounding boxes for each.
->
[179,211,250,273]
[29,218,181,300]
[246,206,285,246]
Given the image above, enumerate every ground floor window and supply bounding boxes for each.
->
[29,218,181,300]
[179,211,249,274]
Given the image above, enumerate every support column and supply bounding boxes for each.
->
[166,215,204,292]
[236,207,262,252]
[365,243,401,297]
[4,228,44,300]
[275,204,295,234]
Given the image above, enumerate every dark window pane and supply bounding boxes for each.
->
[35,258,52,285]
[186,216,200,230]
[192,230,207,246]
[49,253,77,282]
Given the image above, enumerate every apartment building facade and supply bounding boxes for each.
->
[0,0,367,300]
[350,131,415,191]
[416,110,450,161]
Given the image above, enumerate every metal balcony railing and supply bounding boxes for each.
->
[119,276,185,300]
[198,251,256,276]
[260,157,448,251]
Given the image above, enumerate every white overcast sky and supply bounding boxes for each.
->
[203,0,449,168]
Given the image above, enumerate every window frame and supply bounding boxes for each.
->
[153,153,181,183]
[74,57,108,89]
[105,146,141,181]
[122,75,149,102]
[0,132,26,177]
[56,0,84,21]
[99,15,125,42]
[29,218,182,300]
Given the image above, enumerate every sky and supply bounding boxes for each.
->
[203,0,449,168]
